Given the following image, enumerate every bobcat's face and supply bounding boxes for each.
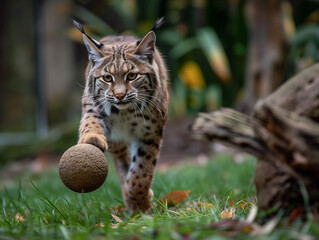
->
[98,70,139,110]
[92,56,153,111]
[83,32,157,114]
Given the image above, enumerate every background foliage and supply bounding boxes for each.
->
[0,0,318,157]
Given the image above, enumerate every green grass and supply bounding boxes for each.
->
[0,154,318,240]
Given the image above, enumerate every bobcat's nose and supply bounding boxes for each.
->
[115,93,126,100]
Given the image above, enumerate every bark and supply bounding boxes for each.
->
[239,0,289,113]
[191,63,319,213]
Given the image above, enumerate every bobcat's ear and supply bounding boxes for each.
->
[134,31,156,63]
[82,35,104,65]
[72,20,104,65]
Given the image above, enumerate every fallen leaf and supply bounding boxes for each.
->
[15,212,25,223]
[110,223,119,228]
[197,202,214,208]
[110,205,126,215]
[220,210,233,219]
[246,204,258,223]
[288,207,302,225]
[237,202,249,210]
[95,222,105,228]
[186,207,196,211]
[43,218,49,224]
[209,219,253,237]
[133,233,140,240]
[160,190,191,205]
[251,218,279,236]
[111,214,123,223]
[228,200,234,207]
[62,220,66,225]
[242,224,253,233]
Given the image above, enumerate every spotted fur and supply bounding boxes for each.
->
[75,20,169,216]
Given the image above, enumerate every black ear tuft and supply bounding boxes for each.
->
[136,38,142,46]
[136,17,165,47]
[151,17,166,32]
[72,19,85,34]
[72,19,103,49]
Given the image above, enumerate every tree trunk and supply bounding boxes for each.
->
[239,0,289,113]
[191,63,319,214]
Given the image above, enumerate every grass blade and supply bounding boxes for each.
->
[30,181,67,221]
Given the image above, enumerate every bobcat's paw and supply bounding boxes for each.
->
[78,133,108,152]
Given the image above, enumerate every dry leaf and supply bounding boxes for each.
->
[110,223,119,228]
[62,220,66,225]
[15,212,25,223]
[237,202,249,209]
[43,218,49,224]
[242,224,253,233]
[228,200,234,206]
[288,207,302,225]
[246,204,258,223]
[111,214,123,223]
[220,210,233,219]
[95,222,105,228]
[110,205,126,215]
[251,218,279,236]
[160,190,191,205]
[197,202,214,208]
[186,207,196,211]
[209,219,253,237]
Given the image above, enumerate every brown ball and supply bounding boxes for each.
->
[59,144,108,193]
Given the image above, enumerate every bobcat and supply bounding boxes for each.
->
[73,18,169,216]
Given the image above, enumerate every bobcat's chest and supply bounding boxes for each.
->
[106,109,150,143]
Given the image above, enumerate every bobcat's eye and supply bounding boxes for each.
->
[102,75,113,83]
[127,73,137,81]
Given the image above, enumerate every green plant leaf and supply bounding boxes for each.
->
[170,38,199,59]
[73,5,116,36]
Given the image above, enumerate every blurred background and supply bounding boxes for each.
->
[0,0,318,168]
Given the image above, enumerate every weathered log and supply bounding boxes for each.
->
[191,63,319,213]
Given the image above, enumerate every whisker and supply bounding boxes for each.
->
[76,82,85,89]
[132,102,138,122]
[137,96,164,119]
[135,98,155,121]
[133,100,146,126]
[138,93,166,107]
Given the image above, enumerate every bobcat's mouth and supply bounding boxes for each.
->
[114,101,131,109]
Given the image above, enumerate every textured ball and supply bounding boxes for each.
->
[59,144,108,193]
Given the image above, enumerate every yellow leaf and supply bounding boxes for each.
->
[111,214,123,223]
[160,190,191,205]
[242,225,253,233]
[282,1,295,39]
[197,202,214,208]
[220,210,233,219]
[179,61,205,90]
[209,49,231,83]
